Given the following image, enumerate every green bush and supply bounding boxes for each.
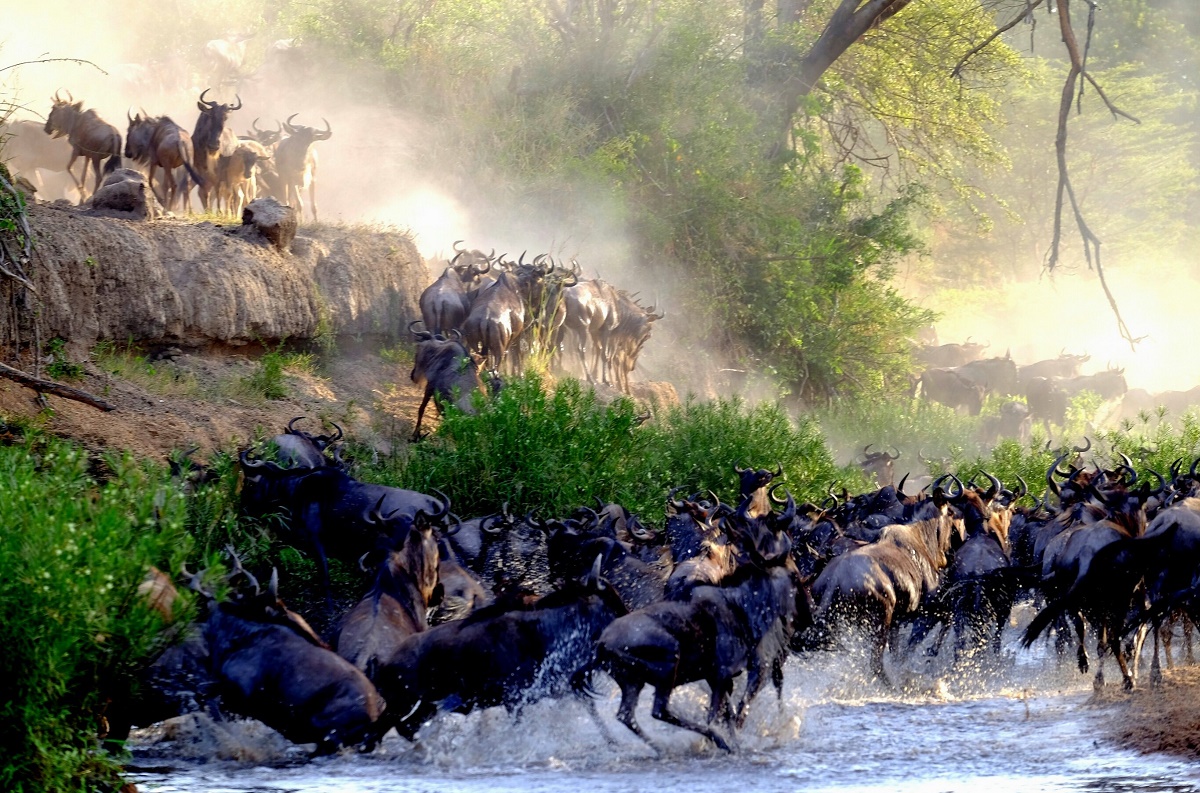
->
[44,338,83,382]
[0,432,194,792]
[239,345,290,401]
[357,373,863,525]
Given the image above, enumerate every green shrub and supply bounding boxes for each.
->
[44,338,83,382]
[238,345,290,401]
[0,432,194,792]
[358,373,862,525]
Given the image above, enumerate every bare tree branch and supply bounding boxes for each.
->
[1081,70,1141,123]
[1046,0,1141,349]
[0,56,107,75]
[951,0,1045,79]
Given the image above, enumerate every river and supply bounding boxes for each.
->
[127,612,1200,793]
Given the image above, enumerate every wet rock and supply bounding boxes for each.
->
[238,197,297,252]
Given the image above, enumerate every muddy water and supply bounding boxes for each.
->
[129,618,1200,793]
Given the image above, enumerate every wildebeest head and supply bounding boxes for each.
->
[44,91,81,137]
[248,117,283,147]
[361,501,442,607]
[194,88,242,155]
[281,113,332,148]
[124,111,157,160]
[856,445,899,488]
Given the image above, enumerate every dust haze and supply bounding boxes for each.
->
[2,1,1196,404]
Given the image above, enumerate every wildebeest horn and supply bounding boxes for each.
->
[449,251,466,267]
[481,514,504,534]
[429,489,452,520]
[453,240,466,253]
[127,107,134,124]
[408,319,432,340]
[287,416,305,434]
[773,462,784,477]
[1046,451,1071,498]
[734,460,747,474]
[268,567,278,599]
[252,117,263,133]
[587,553,604,590]
[230,94,243,111]
[768,481,788,504]
[630,517,653,541]
[886,446,900,460]
[315,118,331,140]
[897,472,909,498]
[667,485,687,512]
[358,552,371,572]
[1146,469,1167,500]
[1015,475,1028,499]
[53,89,63,103]
[980,471,1001,502]
[198,88,214,108]
[1074,437,1092,454]
[365,494,388,525]
[283,113,298,134]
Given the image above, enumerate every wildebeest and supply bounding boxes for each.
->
[462,268,532,374]
[203,35,253,86]
[1062,367,1128,402]
[260,416,342,468]
[375,557,627,740]
[238,454,450,603]
[979,400,1033,444]
[336,508,442,679]
[213,137,271,216]
[605,291,664,394]
[810,477,962,679]
[1025,376,1069,432]
[0,119,78,200]
[429,536,491,624]
[273,115,331,223]
[918,368,985,415]
[419,248,493,335]
[192,89,242,211]
[957,354,1018,398]
[203,568,387,753]
[43,91,122,200]
[857,446,899,488]
[124,113,204,213]
[1017,351,1091,389]
[409,321,487,441]
[596,520,802,752]
[917,340,988,369]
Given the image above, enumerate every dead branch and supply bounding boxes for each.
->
[952,0,1045,79]
[0,56,107,75]
[1046,0,1141,349]
[0,361,115,411]
[1081,71,1141,123]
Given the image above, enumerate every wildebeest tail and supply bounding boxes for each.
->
[180,141,206,188]
[103,153,121,175]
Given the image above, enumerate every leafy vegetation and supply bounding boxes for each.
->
[0,429,194,792]
[44,338,84,381]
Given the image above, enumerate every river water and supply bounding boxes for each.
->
[128,612,1200,793]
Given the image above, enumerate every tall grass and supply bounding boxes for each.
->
[0,430,194,792]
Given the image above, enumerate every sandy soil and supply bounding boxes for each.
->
[1101,666,1200,758]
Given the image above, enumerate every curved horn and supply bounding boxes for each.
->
[429,489,452,520]
[667,485,687,512]
[283,113,298,133]
[897,472,910,498]
[1015,475,1028,500]
[773,461,784,477]
[445,512,463,536]
[358,552,372,572]
[127,107,134,124]
[453,240,466,253]
[252,117,263,134]
[981,471,1002,502]
[315,117,332,140]
[1046,451,1071,498]
[230,94,243,111]
[587,553,604,589]
[268,567,278,599]
[328,422,343,443]
[287,416,305,434]
[1074,437,1092,454]
[198,88,214,108]
[886,446,901,461]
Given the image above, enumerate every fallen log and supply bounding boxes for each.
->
[0,361,115,411]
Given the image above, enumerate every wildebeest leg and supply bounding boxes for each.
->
[1186,615,1196,665]
[651,687,732,753]
[412,389,433,442]
[582,695,619,746]
[309,171,318,223]
[614,679,657,752]
[872,607,893,683]
[1073,612,1089,674]
[1150,622,1163,688]
[65,152,84,195]
[735,660,765,729]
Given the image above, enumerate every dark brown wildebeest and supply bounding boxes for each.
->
[124,113,204,213]
[917,340,988,369]
[979,400,1033,444]
[810,477,962,680]
[203,567,387,754]
[213,137,272,216]
[1017,350,1091,390]
[336,507,442,679]
[461,267,534,374]
[918,368,985,415]
[558,277,618,382]
[857,445,900,488]
[604,291,663,394]
[419,248,493,335]
[409,322,487,441]
[1025,376,1069,433]
[192,89,242,211]
[957,354,1019,398]
[274,114,331,223]
[43,91,122,200]
[376,556,627,740]
[1062,367,1128,402]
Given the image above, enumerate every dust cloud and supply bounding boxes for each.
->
[911,262,1200,395]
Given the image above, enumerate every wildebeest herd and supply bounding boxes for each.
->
[410,243,664,430]
[113,420,1200,757]
[915,342,1131,439]
[3,87,329,221]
